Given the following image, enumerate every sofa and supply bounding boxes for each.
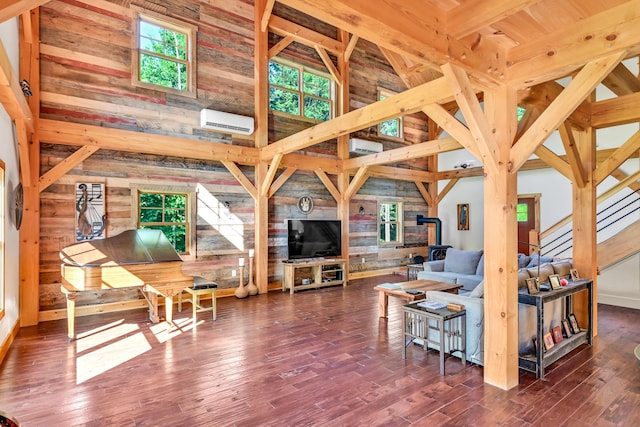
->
[417,248,555,293]
[421,258,573,366]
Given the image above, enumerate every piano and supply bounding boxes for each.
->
[60,229,195,340]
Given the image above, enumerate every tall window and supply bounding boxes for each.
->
[133,12,197,97]
[138,191,189,254]
[0,161,4,319]
[268,60,334,121]
[378,201,403,246]
[378,89,403,139]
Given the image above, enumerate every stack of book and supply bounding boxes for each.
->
[417,300,446,310]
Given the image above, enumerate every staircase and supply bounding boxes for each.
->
[597,220,640,270]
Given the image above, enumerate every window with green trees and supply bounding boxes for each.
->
[135,13,196,96]
[139,192,189,253]
[378,89,403,139]
[378,201,403,246]
[268,60,333,121]
[517,203,529,222]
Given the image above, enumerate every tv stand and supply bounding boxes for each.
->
[282,258,347,294]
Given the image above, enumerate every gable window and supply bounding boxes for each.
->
[138,191,189,254]
[378,201,403,246]
[378,89,403,139]
[133,11,197,97]
[268,59,334,121]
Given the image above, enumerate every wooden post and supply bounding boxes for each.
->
[571,127,598,335]
[337,29,350,281]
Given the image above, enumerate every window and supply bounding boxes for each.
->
[268,60,334,121]
[0,161,4,319]
[133,11,197,97]
[517,106,526,121]
[378,201,403,246]
[378,89,403,139]
[517,203,528,222]
[138,191,189,254]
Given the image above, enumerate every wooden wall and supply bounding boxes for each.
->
[37,0,431,314]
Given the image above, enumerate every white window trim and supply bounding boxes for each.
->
[377,88,404,140]
[378,200,404,247]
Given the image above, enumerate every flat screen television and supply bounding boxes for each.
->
[287,219,342,260]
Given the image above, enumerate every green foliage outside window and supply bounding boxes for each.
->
[517,203,528,222]
[517,106,526,122]
[269,60,332,121]
[379,202,403,245]
[139,192,188,253]
[139,19,189,91]
[378,93,402,138]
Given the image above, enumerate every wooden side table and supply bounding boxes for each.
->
[402,301,466,375]
[407,263,423,280]
[178,277,218,324]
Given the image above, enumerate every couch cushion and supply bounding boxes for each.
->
[469,280,484,298]
[518,253,531,269]
[527,262,555,283]
[416,271,459,284]
[475,254,485,276]
[444,248,484,275]
[517,269,530,290]
[456,275,484,292]
[552,261,572,279]
[525,254,554,268]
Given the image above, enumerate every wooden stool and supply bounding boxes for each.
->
[178,277,218,324]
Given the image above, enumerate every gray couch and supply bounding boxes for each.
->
[422,259,573,366]
[417,248,555,293]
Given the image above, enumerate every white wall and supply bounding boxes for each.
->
[438,108,640,309]
[0,17,22,349]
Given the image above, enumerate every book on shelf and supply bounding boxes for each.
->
[417,300,446,310]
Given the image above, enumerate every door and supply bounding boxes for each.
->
[517,195,540,255]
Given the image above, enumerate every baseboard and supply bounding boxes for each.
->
[0,319,20,365]
[350,267,402,279]
[598,294,640,310]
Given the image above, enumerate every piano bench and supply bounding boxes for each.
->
[178,277,218,324]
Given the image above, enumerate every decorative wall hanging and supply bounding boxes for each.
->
[457,203,469,231]
[297,195,314,215]
[75,182,107,241]
[12,181,23,230]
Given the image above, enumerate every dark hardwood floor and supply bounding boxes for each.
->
[1,275,639,426]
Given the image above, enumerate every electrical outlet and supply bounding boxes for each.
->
[232,269,237,277]
[361,257,365,263]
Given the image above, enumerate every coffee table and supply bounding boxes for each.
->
[374,279,462,318]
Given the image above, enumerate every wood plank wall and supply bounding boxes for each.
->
[37,0,431,314]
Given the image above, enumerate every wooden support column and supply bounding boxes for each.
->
[254,0,269,293]
[571,127,598,335]
[482,85,519,390]
[337,29,350,280]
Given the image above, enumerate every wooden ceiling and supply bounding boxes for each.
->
[278,0,640,89]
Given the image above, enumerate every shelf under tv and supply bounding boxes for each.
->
[282,258,347,294]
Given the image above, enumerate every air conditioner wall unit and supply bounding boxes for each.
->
[348,138,383,155]
[200,109,254,135]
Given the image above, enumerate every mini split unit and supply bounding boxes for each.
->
[200,109,255,136]
[348,138,383,155]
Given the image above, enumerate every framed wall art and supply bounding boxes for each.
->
[457,203,469,230]
[75,182,107,241]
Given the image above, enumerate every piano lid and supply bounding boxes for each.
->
[60,229,183,267]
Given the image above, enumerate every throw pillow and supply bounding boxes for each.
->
[527,262,554,283]
[517,269,530,289]
[517,253,531,269]
[552,261,572,278]
[475,254,485,276]
[525,254,554,268]
[444,248,484,275]
[469,280,484,298]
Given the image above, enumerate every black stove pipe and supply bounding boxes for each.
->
[416,215,442,245]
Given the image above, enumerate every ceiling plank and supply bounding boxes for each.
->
[601,62,640,96]
[447,0,542,39]
[38,119,261,165]
[442,63,499,174]
[343,137,460,170]
[591,91,640,128]
[269,15,342,55]
[221,161,258,200]
[511,51,625,171]
[261,76,454,159]
[0,0,49,23]
[39,145,100,192]
[507,0,640,87]
[267,167,297,198]
[595,131,640,185]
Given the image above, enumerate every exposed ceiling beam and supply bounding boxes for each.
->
[446,0,542,40]
[221,161,258,200]
[0,0,49,23]
[558,123,586,188]
[601,62,640,96]
[0,39,34,132]
[269,15,342,55]
[595,131,640,185]
[507,0,640,87]
[367,166,433,183]
[315,169,341,202]
[591,91,640,128]
[39,145,100,192]
[518,81,590,131]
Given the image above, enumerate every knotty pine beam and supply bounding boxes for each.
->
[343,34,358,62]
[344,166,369,200]
[507,1,640,87]
[13,117,30,187]
[315,46,341,85]
[534,145,573,182]
[437,178,459,203]
[611,169,640,193]
[591,91,640,128]
[260,153,283,197]
[269,15,342,55]
[519,81,590,131]
[342,137,461,170]
[422,104,480,160]
[268,35,294,58]
[280,153,341,175]
[222,161,258,201]
[594,131,640,185]
[0,0,49,23]
[442,63,499,174]
[414,181,433,207]
[38,119,260,165]
[39,145,100,192]
[367,166,433,183]
[559,122,586,188]
[261,76,454,159]
[601,62,640,96]
[511,52,625,171]
[267,167,296,198]
[314,169,341,202]
[447,0,541,39]
[260,0,275,32]
[0,39,34,132]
